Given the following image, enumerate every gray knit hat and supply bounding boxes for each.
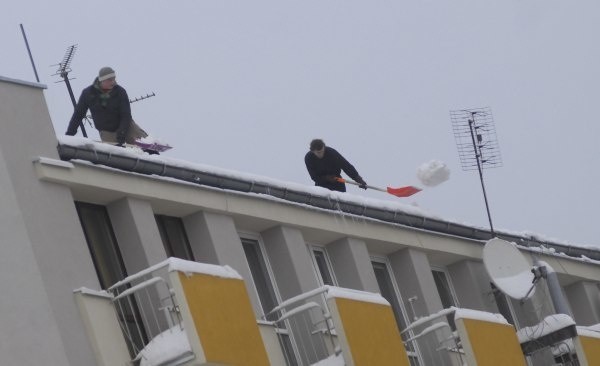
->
[98,67,116,82]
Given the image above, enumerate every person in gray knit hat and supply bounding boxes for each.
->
[66,66,147,145]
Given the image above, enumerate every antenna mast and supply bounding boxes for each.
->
[450,107,502,235]
[19,24,40,83]
[53,45,87,137]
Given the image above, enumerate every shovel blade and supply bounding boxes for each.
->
[387,186,421,197]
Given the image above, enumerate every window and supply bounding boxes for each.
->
[241,237,279,320]
[241,236,298,365]
[372,259,421,365]
[155,215,194,260]
[431,268,459,330]
[75,202,127,289]
[372,260,409,332]
[310,246,336,286]
[75,201,147,355]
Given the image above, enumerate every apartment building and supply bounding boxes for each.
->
[1,75,599,365]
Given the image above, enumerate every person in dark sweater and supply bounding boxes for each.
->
[304,139,367,192]
[65,67,147,145]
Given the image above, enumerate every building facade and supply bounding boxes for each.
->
[1,76,600,365]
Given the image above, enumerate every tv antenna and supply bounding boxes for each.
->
[129,92,156,104]
[450,107,501,235]
[53,44,87,137]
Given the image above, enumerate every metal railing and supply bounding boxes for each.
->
[266,286,340,366]
[401,307,463,366]
[107,262,189,365]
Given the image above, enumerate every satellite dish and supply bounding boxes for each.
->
[483,238,535,300]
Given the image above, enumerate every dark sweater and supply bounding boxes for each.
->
[66,79,132,135]
[304,146,361,192]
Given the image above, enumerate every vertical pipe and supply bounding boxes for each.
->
[19,24,40,83]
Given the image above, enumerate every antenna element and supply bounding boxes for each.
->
[53,45,87,137]
[450,107,501,235]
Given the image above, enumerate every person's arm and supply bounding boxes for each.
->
[332,148,367,188]
[65,89,90,135]
[115,87,133,143]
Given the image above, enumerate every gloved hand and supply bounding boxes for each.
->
[356,177,368,190]
[324,175,338,183]
[116,129,127,145]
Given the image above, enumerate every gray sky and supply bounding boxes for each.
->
[3,1,600,247]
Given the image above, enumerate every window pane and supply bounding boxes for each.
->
[431,269,457,330]
[372,261,407,331]
[313,249,334,286]
[75,202,127,289]
[241,238,278,320]
[155,215,194,260]
[75,201,147,354]
[431,270,456,308]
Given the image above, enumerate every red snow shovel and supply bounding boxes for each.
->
[336,178,421,198]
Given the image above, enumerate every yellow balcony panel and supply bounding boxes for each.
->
[326,287,410,366]
[455,309,526,366]
[167,258,270,366]
[575,325,600,366]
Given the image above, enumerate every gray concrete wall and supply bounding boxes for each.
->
[183,210,261,315]
[389,248,442,318]
[389,248,454,366]
[261,225,320,300]
[108,197,167,273]
[0,78,99,365]
[107,197,170,334]
[448,260,497,313]
[565,281,600,326]
[326,237,379,293]
[261,225,327,365]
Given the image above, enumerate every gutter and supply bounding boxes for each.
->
[57,143,600,261]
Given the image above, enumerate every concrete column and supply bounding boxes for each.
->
[389,248,453,366]
[107,197,167,272]
[326,237,379,293]
[183,211,261,315]
[261,225,320,300]
[448,260,497,313]
[389,248,442,318]
[261,225,326,365]
[565,281,600,325]
[107,197,170,335]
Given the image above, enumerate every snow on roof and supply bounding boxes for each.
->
[57,135,435,219]
[57,136,600,260]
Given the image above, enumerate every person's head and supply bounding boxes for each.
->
[98,67,116,90]
[310,139,326,159]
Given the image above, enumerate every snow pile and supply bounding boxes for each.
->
[417,160,450,187]
[137,326,191,366]
[311,353,345,366]
[454,308,508,325]
[517,314,575,343]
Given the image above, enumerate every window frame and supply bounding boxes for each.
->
[154,214,195,261]
[371,256,423,365]
[307,244,338,287]
[238,231,283,318]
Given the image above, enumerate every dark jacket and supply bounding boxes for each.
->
[66,78,132,136]
[304,146,362,192]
